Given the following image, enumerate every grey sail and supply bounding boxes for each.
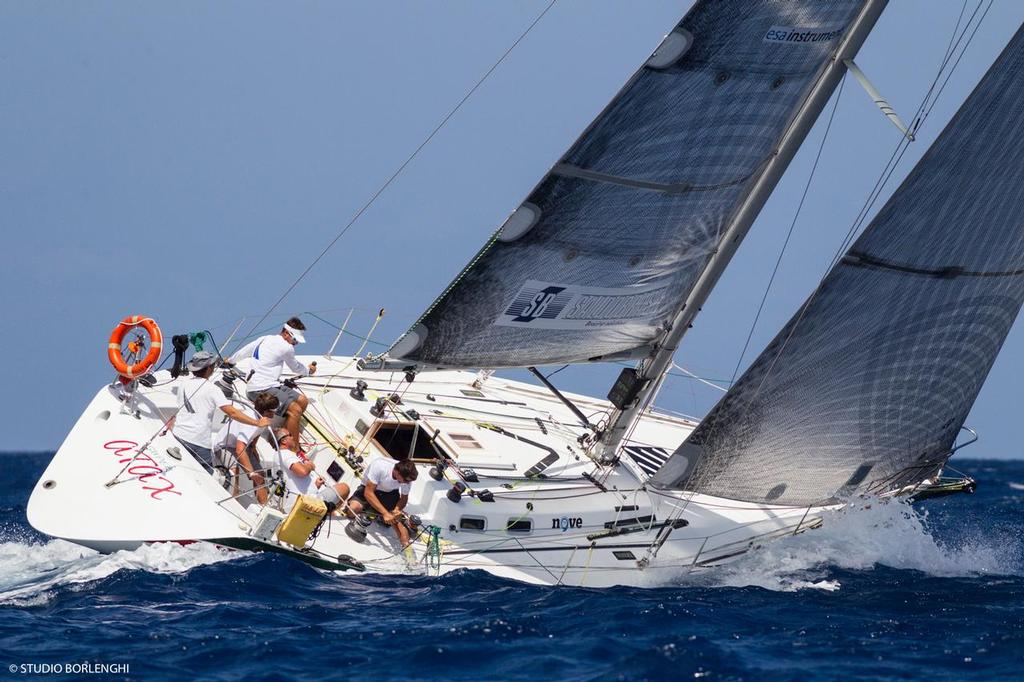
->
[387,1,868,369]
[650,22,1024,506]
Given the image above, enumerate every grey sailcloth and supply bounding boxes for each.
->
[650,22,1024,506]
[388,1,866,368]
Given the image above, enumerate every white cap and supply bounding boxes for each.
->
[283,323,306,344]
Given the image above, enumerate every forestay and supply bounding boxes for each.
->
[651,23,1024,506]
[388,1,867,369]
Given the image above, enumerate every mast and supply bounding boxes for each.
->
[596,0,889,463]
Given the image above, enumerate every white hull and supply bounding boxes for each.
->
[28,356,833,587]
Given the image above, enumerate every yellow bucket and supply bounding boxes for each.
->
[277,495,327,548]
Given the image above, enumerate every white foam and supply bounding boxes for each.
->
[0,539,236,604]
[696,498,1021,592]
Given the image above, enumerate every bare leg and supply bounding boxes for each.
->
[254,475,269,505]
[394,520,411,548]
[331,483,351,514]
[285,394,308,445]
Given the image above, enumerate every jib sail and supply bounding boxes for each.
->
[651,22,1024,506]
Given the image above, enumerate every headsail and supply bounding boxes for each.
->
[386,1,869,369]
[651,22,1024,505]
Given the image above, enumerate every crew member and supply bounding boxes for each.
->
[167,352,271,468]
[347,457,419,547]
[274,429,350,511]
[229,317,316,446]
[215,392,279,505]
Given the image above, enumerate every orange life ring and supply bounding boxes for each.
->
[108,315,163,378]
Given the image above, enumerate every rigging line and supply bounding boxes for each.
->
[312,310,387,412]
[303,311,389,348]
[235,0,560,350]
[776,4,981,299]
[828,133,913,270]
[922,0,972,120]
[544,364,569,380]
[302,385,353,447]
[221,307,389,351]
[825,1,990,268]
[613,360,733,385]
[669,363,728,393]
[892,0,975,141]
[513,537,563,583]
[920,0,994,124]
[944,0,973,65]
[726,76,847,386]
[917,0,991,128]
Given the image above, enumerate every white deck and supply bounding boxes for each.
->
[27,356,829,587]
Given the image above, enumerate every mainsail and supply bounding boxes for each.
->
[386,0,870,369]
[651,22,1024,506]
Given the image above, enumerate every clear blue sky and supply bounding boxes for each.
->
[3,1,1023,459]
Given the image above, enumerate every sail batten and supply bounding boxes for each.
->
[651,21,1024,505]
[385,1,869,370]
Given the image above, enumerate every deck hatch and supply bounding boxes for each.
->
[459,516,486,532]
[505,518,533,534]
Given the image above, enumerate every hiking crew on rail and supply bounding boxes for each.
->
[229,316,317,446]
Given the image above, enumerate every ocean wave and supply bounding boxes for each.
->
[0,539,236,606]
[5,494,1019,601]
[690,497,1021,592]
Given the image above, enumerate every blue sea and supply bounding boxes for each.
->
[2,453,1022,681]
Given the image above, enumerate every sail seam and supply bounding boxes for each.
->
[843,250,1024,278]
[551,162,760,195]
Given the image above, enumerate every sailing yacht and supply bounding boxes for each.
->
[27,0,1024,586]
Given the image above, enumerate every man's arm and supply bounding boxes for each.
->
[221,405,272,428]
[395,494,409,513]
[282,342,309,374]
[289,461,315,477]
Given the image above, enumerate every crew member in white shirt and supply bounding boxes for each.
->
[229,317,316,446]
[215,392,279,505]
[274,429,350,510]
[166,351,272,468]
[347,457,419,547]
